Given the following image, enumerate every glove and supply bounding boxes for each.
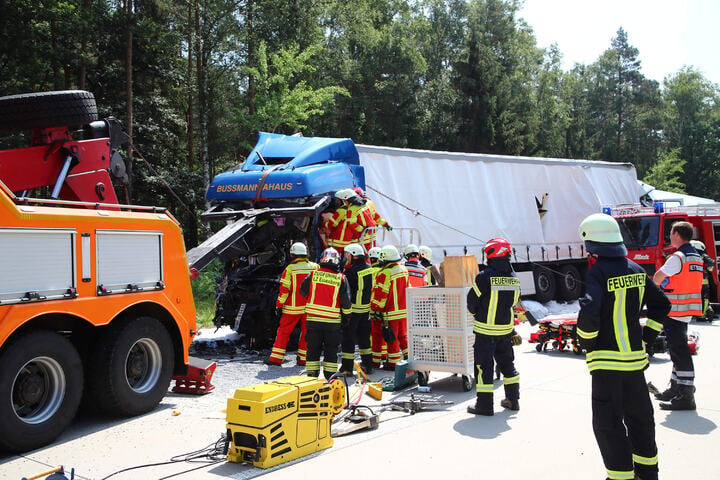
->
[370,311,382,322]
[381,319,396,342]
[385,224,393,231]
[511,331,522,346]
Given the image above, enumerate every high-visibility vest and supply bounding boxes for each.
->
[404,259,428,287]
[371,263,409,321]
[305,268,347,322]
[276,259,318,314]
[665,246,704,318]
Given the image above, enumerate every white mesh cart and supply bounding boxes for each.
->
[406,286,475,391]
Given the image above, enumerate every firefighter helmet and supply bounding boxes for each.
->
[690,240,706,253]
[353,187,366,197]
[345,243,365,257]
[320,247,341,265]
[289,242,307,256]
[578,213,627,257]
[484,238,511,259]
[379,245,401,262]
[335,188,357,201]
[368,246,381,260]
[404,244,420,257]
[419,245,432,262]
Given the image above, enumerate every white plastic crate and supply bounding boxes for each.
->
[407,287,475,390]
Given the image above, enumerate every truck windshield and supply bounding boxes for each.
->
[617,216,660,248]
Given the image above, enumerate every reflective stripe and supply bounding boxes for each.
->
[472,283,482,297]
[486,289,498,326]
[632,453,658,466]
[606,469,635,480]
[586,359,648,372]
[473,323,514,336]
[577,328,598,340]
[586,350,647,362]
[306,315,341,324]
[645,318,663,332]
[503,374,519,385]
[612,287,630,352]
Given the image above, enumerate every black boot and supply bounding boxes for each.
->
[654,380,678,401]
[500,398,520,411]
[659,385,696,411]
[467,394,493,416]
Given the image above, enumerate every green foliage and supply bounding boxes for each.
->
[191,259,223,328]
[643,149,686,193]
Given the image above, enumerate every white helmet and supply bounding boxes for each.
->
[419,245,432,262]
[578,213,627,257]
[335,188,358,201]
[690,240,706,253]
[345,243,365,257]
[289,242,308,256]
[368,246,381,260]
[404,244,419,256]
[320,247,341,265]
[379,245,401,263]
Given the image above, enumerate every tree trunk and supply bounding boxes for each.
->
[247,0,256,115]
[197,2,210,213]
[124,0,134,202]
[186,1,198,248]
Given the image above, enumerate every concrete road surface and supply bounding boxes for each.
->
[2,320,719,480]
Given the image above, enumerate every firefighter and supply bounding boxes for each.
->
[576,213,670,480]
[466,238,521,416]
[353,187,391,250]
[324,189,374,256]
[367,246,387,365]
[404,244,429,287]
[370,245,409,370]
[266,242,319,366]
[418,245,437,285]
[340,243,374,375]
[690,239,715,321]
[649,221,703,410]
[299,247,352,379]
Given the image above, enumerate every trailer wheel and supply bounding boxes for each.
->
[461,375,473,392]
[558,265,582,301]
[0,331,83,452]
[0,90,98,131]
[87,316,174,416]
[533,267,557,303]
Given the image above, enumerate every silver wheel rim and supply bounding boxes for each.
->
[125,338,162,394]
[12,356,66,424]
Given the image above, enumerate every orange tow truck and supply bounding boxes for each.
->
[0,91,196,452]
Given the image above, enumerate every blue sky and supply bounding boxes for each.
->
[519,0,720,86]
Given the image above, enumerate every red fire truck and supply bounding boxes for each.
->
[612,202,720,318]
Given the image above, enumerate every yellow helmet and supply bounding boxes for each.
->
[419,245,432,262]
[578,213,627,256]
[379,245,401,262]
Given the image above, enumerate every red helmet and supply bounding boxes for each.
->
[484,238,511,259]
[353,187,366,197]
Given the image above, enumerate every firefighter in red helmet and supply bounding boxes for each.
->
[466,237,521,416]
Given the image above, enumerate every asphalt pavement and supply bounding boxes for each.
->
[2,320,719,480]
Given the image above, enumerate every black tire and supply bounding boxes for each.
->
[533,267,557,303]
[461,375,473,392]
[417,371,429,386]
[558,265,583,301]
[86,316,174,416]
[0,90,98,131]
[0,331,83,452]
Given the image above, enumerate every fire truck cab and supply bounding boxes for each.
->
[613,203,720,305]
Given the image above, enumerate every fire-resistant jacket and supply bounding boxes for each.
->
[664,243,704,319]
[325,204,375,250]
[344,259,374,313]
[370,262,409,321]
[300,267,352,323]
[404,258,428,287]
[276,258,319,314]
[467,262,520,336]
[577,256,670,373]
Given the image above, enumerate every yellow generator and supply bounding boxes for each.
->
[226,375,345,468]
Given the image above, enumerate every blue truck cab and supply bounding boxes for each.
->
[206,132,364,206]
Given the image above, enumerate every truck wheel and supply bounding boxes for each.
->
[87,316,174,416]
[558,265,582,301]
[0,331,83,452]
[0,90,98,131]
[533,267,557,303]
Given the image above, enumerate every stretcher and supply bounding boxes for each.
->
[528,314,582,355]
